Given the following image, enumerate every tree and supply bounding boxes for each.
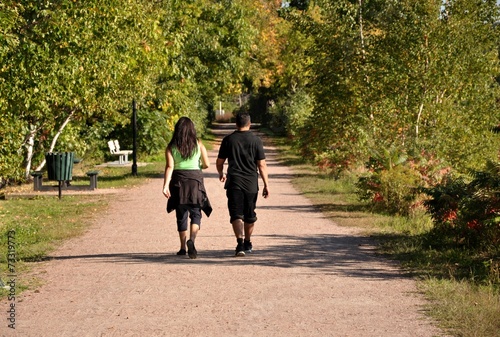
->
[0,2,24,185]
[368,0,500,170]
[0,1,170,180]
[1,0,279,184]
[279,0,500,174]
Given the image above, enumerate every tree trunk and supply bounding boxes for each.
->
[34,110,75,171]
[24,128,37,180]
[416,102,424,140]
[359,0,366,62]
[358,0,373,121]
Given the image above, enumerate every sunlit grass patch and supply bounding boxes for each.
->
[421,279,500,337]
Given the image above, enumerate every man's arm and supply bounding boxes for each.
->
[257,159,269,198]
[216,158,226,182]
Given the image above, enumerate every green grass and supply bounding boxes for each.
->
[0,194,109,297]
[272,135,500,337]
[67,160,165,189]
[422,279,500,337]
[0,196,106,261]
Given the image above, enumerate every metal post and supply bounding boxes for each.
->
[132,100,138,176]
[58,180,62,199]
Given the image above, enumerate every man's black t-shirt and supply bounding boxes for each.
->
[217,130,266,193]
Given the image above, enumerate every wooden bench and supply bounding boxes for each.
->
[108,140,133,164]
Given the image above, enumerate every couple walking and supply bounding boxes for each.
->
[162,112,270,259]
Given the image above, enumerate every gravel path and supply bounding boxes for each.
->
[1,125,446,337]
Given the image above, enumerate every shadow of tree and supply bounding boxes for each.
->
[41,233,413,281]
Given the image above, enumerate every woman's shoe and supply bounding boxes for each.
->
[187,239,197,259]
[176,249,187,256]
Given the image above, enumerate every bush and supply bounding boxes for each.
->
[357,164,422,216]
[356,146,425,215]
[423,162,500,251]
[267,89,313,137]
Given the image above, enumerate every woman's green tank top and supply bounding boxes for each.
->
[172,144,201,170]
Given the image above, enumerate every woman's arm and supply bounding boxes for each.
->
[163,146,174,198]
[199,140,210,169]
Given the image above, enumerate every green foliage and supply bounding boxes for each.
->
[0,0,163,179]
[0,0,273,184]
[278,0,500,176]
[423,161,500,251]
[420,160,500,288]
[378,166,423,215]
[356,147,422,215]
[356,144,454,216]
[136,109,170,156]
[267,88,314,136]
[0,111,25,186]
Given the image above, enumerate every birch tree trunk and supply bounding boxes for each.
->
[34,111,75,172]
[358,0,373,122]
[24,127,37,180]
[358,0,366,62]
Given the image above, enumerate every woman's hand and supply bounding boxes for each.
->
[163,187,171,198]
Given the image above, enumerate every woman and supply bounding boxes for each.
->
[163,117,211,259]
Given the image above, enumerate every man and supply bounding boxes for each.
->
[216,112,270,256]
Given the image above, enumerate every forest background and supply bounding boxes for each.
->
[2,0,499,183]
[0,0,499,335]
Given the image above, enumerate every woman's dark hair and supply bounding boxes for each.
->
[168,117,198,159]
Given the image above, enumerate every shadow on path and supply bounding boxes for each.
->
[42,233,406,280]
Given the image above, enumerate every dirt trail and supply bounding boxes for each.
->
[1,124,446,337]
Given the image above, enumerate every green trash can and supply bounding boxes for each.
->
[45,152,74,181]
[45,152,74,199]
